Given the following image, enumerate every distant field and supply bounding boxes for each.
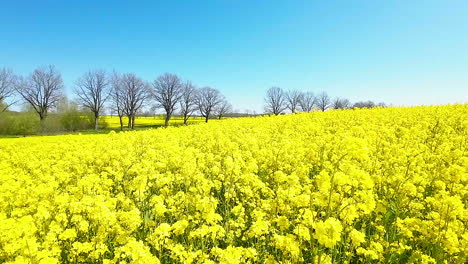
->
[102,115,211,129]
[0,115,215,138]
[0,115,212,138]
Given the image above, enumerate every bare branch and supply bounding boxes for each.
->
[109,72,126,130]
[316,91,331,112]
[74,70,110,129]
[15,65,64,120]
[352,100,377,109]
[285,89,301,113]
[196,87,224,123]
[152,73,182,126]
[264,87,286,115]
[332,97,351,110]
[119,73,150,129]
[179,81,197,125]
[0,68,16,112]
[299,91,315,112]
[214,99,232,119]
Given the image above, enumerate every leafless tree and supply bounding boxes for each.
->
[0,68,16,112]
[15,65,64,123]
[264,86,286,115]
[120,73,149,129]
[152,73,182,127]
[179,81,197,125]
[316,91,331,112]
[299,91,315,112]
[110,72,126,130]
[377,102,387,107]
[74,70,110,129]
[196,87,224,122]
[332,97,351,110]
[285,89,302,113]
[214,99,232,119]
[353,100,376,109]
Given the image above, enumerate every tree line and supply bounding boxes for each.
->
[264,87,386,115]
[0,66,232,131]
[1,66,386,133]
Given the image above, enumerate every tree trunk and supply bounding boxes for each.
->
[205,115,209,123]
[39,113,46,133]
[164,114,170,127]
[39,118,46,133]
[127,115,132,129]
[119,115,123,131]
[94,115,99,130]
[131,115,136,129]
[183,114,188,125]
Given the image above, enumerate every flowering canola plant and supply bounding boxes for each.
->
[0,105,467,264]
[103,116,207,129]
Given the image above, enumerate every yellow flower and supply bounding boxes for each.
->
[172,220,189,235]
[313,218,343,248]
[349,229,366,247]
[59,228,77,241]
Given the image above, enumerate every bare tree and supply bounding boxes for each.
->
[15,65,64,123]
[152,73,182,127]
[179,81,197,125]
[214,99,232,119]
[110,72,126,130]
[316,91,331,112]
[332,97,351,110]
[264,87,286,115]
[120,73,149,129]
[353,100,376,109]
[299,91,315,112]
[74,70,110,129]
[0,68,16,112]
[196,87,223,123]
[285,89,302,113]
[377,102,387,107]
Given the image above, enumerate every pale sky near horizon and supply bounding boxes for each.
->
[1,0,467,113]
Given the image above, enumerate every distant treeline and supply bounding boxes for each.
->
[264,87,386,115]
[0,66,232,134]
[0,66,386,135]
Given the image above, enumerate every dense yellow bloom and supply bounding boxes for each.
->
[0,104,467,263]
[171,219,189,235]
[349,229,366,247]
[211,246,257,264]
[313,217,343,248]
[272,234,301,259]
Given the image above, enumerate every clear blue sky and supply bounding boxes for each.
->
[1,0,467,112]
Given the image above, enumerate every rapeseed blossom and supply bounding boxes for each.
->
[313,217,343,248]
[0,104,467,263]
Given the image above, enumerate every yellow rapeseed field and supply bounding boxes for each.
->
[103,116,208,129]
[0,105,467,264]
